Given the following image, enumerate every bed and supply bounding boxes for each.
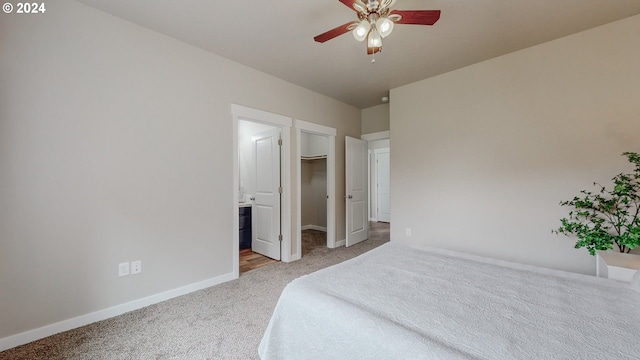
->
[258,242,640,359]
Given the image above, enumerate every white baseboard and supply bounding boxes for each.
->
[301,224,327,232]
[334,239,346,247]
[0,272,236,352]
[288,252,301,262]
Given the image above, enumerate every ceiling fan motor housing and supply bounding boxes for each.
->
[366,0,380,12]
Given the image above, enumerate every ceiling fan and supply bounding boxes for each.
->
[314,0,441,56]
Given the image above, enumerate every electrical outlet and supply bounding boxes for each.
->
[118,262,130,277]
[405,228,412,237]
[131,260,142,275]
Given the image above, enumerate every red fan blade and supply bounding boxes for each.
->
[367,46,381,55]
[339,0,362,12]
[389,10,441,25]
[314,21,358,43]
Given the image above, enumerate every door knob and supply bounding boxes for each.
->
[347,195,353,199]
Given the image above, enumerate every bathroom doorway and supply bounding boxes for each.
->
[238,120,282,260]
[232,104,292,278]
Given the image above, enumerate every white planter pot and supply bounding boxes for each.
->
[596,250,640,282]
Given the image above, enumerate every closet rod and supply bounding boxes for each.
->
[301,155,327,161]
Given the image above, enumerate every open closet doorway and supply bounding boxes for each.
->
[232,104,292,278]
[295,120,336,261]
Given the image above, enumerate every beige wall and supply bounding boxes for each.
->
[361,103,390,134]
[390,15,640,275]
[0,0,359,342]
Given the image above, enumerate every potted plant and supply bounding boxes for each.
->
[554,152,640,256]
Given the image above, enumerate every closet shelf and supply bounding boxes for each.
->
[301,155,327,161]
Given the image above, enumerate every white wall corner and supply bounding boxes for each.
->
[361,130,390,141]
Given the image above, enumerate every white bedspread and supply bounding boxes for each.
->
[259,243,640,359]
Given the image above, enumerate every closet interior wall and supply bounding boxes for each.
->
[300,132,328,231]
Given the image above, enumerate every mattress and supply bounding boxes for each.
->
[259,242,640,359]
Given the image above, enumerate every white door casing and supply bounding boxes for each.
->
[252,128,281,260]
[375,148,390,223]
[362,132,390,222]
[345,136,368,246]
[295,120,337,260]
[232,104,292,280]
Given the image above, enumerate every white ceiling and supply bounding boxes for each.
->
[77,0,640,109]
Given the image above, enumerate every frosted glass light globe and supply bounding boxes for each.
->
[352,20,371,42]
[375,17,394,38]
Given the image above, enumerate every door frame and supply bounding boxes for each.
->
[374,147,390,222]
[294,120,337,260]
[232,104,292,279]
[362,131,390,221]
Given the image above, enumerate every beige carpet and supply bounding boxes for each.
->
[1,223,390,360]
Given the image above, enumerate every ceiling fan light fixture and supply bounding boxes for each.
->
[375,17,394,38]
[314,1,442,58]
[352,20,371,42]
[367,29,382,48]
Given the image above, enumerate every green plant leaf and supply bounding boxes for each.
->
[555,152,640,255]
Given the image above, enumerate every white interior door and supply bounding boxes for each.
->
[376,148,390,223]
[252,128,281,260]
[345,136,368,246]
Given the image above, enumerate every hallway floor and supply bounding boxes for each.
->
[239,221,390,274]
